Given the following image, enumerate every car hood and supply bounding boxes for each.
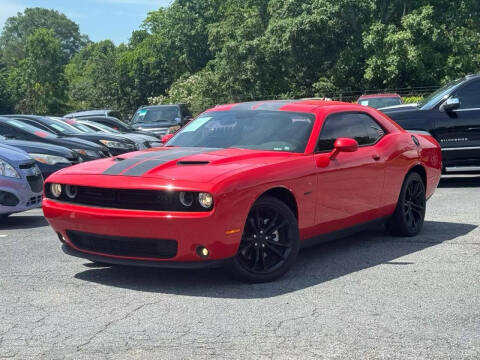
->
[56,147,299,183]
[0,143,31,163]
[132,122,177,129]
[0,139,75,158]
[54,137,105,150]
[61,133,134,145]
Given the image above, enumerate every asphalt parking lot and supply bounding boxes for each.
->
[1,176,479,359]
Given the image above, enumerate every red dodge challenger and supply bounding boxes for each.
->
[43,100,442,282]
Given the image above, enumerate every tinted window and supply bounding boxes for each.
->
[4,119,56,138]
[418,78,464,109]
[132,106,181,124]
[455,81,480,109]
[359,97,402,109]
[316,112,385,152]
[168,110,315,153]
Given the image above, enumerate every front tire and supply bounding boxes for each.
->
[231,196,300,283]
[386,172,426,236]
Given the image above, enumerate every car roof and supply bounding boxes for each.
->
[64,110,113,118]
[206,99,358,113]
[358,93,401,99]
[137,104,183,110]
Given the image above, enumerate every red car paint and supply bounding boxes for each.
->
[43,100,442,264]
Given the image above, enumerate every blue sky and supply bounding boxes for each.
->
[0,0,172,44]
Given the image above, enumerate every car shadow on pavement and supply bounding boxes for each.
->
[74,220,477,299]
[439,176,480,188]
[0,213,48,229]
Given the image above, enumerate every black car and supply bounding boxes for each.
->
[0,135,80,178]
[72,115,163,139]
[64,109,123,120]
[130,104,193,136]
[380,74,480,173]
[4,115,137,156]
[62,118,162,148]
[0,117,109,161]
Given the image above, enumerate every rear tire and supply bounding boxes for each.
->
[386,172,426,236]
[231,196,300,283]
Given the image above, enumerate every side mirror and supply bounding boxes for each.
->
[161,133,174,144]
[330,138,358,159]
[442,97,460,112]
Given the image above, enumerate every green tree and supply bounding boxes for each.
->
[0,8,89,67]
[65,40,119,111]
[8,28,67,114]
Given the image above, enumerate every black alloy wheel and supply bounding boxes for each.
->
[387,172,426,236]
[232,196,299,282]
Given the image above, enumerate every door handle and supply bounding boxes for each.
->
[372,154,381,161]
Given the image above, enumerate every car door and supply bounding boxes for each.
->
[313,112,386,234]
[435,80,480,169]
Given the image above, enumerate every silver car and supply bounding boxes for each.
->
[0,144,43,219]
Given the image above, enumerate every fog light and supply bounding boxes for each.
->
[50,183,62,198]
[65,185,78,199]
[196,246,209,258]
[198,192,213,209]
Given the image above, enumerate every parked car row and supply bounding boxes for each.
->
[0,107,180,219]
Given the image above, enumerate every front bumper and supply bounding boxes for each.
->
[61,243,232,268]
[43,199,244,263]
[0,178,42,215]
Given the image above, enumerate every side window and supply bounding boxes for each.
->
[455,81,480,109]
[316,112,385,152]
[20,119,50,132]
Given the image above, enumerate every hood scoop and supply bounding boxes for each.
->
[176,160,210,165]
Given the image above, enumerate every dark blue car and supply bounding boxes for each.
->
[0,135,81,179]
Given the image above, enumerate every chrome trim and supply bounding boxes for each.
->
[445,166,480,172]
[453,108,480,112]
[442,146,480,151]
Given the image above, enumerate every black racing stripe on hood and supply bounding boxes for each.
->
[102,158,145,175]
[102,148,187,175]
[121,147,219,176]
[231,100,295,111]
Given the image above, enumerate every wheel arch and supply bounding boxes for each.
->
[258,187,298,220]
[407,164,427,192]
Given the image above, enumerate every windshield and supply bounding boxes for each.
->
[64,120,96,133]
[359,97,402,109]
[85,121,121,133]
[132,106,180,124]
[6,119,57,138]
[167,110,315,153]
[418,78,465,109]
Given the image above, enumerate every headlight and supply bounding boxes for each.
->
[73,149,100,158]
[167,125,181,134]
[29,154,71,166]
[99,140,129,149]
[198,192,213,209]
[50,183,62,198]
[0,159,21,178]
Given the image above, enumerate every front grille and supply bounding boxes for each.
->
[27,175,43,193]
[45,185,209,212]
[26,195,42,207]
[66,230,177,259]
[68,156,81,164]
